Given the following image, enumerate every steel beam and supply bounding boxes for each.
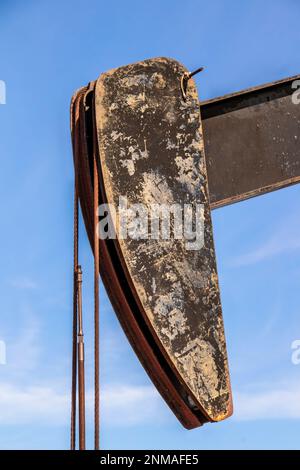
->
[200,75,300,209]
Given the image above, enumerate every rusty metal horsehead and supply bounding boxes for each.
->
[70,57,300,447]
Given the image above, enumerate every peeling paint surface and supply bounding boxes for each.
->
[95,58,232,421]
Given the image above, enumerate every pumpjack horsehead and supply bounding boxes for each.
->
[70,57,300,449]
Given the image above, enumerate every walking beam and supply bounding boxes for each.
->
[200,75,300,209]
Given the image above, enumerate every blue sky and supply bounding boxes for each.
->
[0,0,300,450]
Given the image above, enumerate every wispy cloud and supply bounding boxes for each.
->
[234,381,300,421]
[101,384,168,427]
[0,382,167,427]
[3,310,42,374]
[0,383,69,425]
[231,213,300,267]
[10,277,38,290]
[1,376,300,428]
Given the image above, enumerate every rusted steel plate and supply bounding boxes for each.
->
[94,58,232,422]
[201,74,300,209]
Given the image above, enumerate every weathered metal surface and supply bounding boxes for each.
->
[201,74,300,209]
[94,57,232,421]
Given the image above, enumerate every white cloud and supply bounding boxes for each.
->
[234,381,300,421]
[0,383,69,425]
[0,382,167,427]
[0,382,300,427]
[101,384,168,427]
[1,378,300,428]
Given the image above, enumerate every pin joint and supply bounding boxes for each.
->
[181,66,204,101]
